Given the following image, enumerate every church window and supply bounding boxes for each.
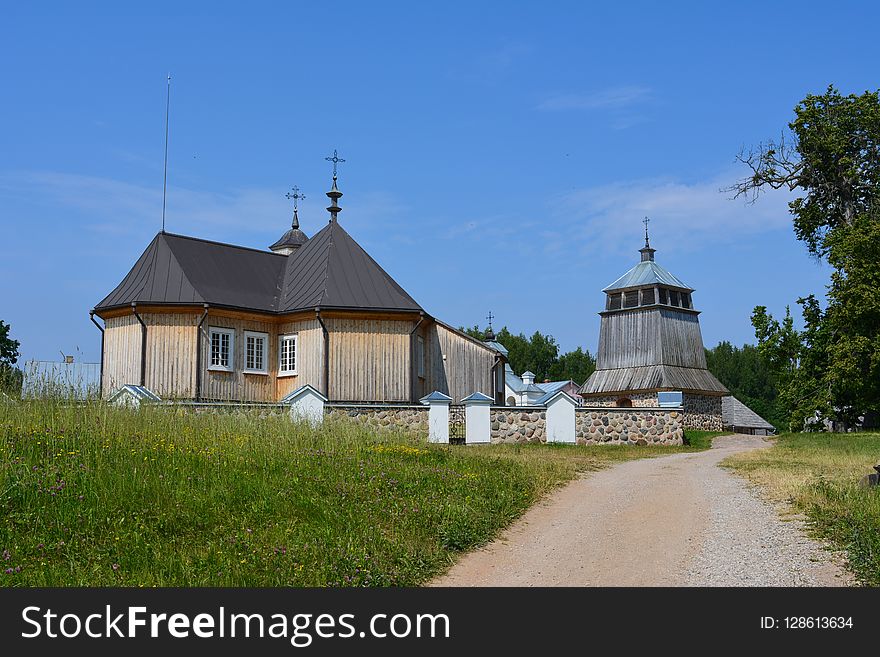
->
[641,288,655,305]
[416,335,425,379]
[669,290,681,307]
[208,327,234,372]
[244,331,268,374]
[658,288,669,305]
[624,290,639,308]
[278,334,297,376]
[608,293,622,311]
[681,293,691,309]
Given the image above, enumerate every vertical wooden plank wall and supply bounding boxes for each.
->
[200,314,276,402]
[425,323,495,402]
[598,308,706,370]
[326,318,410,401]
[145,313,197,398]
[101,314,141,397]
[275,317,324,400]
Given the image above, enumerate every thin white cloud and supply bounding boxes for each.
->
[0,170,409,243]
[538,85,652,111]
[554,172,795,257]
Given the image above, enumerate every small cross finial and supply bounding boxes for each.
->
[487,311,494,329]
[643,216,650,246]
[325,149,345,178]
[285,185,305,211]
[285,185,305,228]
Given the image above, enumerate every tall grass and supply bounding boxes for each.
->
[1,399,711,586]
[723,433,880,585]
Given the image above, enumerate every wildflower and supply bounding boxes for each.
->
[4,568,12,575]
[111,563,120,572]
[1,550,9,561]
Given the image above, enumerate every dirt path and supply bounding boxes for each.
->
[432,434,849,587]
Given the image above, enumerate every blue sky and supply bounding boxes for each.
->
[2,1,877,364]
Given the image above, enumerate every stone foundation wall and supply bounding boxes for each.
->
[324,404,428,435]
[682,394,723,431]
[575,408,683,445]
[579,393,659,407]
[490,407,546,444]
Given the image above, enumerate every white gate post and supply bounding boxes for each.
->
[545,391,577,443]
[284,385,327,426]
[462,392,493,444]
[421,391,453,443]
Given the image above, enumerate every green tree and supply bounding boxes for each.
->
[0,320,22,394]
[459,324,594,384]
[548,347,596,386]
[732,86,880,428]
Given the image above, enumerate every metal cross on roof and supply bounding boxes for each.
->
[325,149,346,178]
[487,310,494,329]
[643,216,650,246]
[285,185,305,210]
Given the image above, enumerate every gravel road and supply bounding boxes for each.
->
[432,434,850,587]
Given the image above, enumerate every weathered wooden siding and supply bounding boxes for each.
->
[597,308,706,370]
[424,323,495,402]
[275,318,324,399]
[145,313,197,398]
[326,318,411,401]
[200,315,276,402]
[102,314,141,397]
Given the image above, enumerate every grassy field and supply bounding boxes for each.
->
[1,400,717,587]
[723,433,880,586]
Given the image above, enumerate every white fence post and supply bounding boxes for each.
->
[421,391,453,443]
[545,391,577,443]
[462,392,493,444]
[284,385,327,426]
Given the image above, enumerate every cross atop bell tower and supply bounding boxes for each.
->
[325,149,345,222]
[639,216,656,262]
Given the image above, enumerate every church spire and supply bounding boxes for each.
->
[285,186,304,230]
[639,216,656,262]
[325,149,345,222]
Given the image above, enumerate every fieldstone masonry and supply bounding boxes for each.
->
[324,404,428,435]
[575,408,683,445]
[490,407,547,444]
[682,394,723,431]
[580,393,659,407]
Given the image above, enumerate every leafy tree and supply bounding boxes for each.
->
[460,325,595,385]
[0,320,21,395]
[732,86,880,428]
[705,340,785,430]
[548,347,596,386]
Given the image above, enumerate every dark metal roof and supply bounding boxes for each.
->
[269,227,309,251]
[94,224,422,315]
[278,220,422,313]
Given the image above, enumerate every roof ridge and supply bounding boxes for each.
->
[161,231,289,258]
[161,233,206,306]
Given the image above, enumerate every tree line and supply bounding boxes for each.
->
[731,86,880,430]
[460,326,596,385]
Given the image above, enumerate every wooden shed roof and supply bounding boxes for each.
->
[94,220,423,315]
[721,396,775,431]
[579,364,729,396]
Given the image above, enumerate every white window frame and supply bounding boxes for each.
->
[243,330,269,375]
[278,333,298,377]
[208,327,235,372]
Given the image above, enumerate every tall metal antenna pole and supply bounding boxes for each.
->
[161,73,171,233]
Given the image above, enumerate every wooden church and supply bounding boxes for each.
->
[578,224,727,430]
[92,166,506,404]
